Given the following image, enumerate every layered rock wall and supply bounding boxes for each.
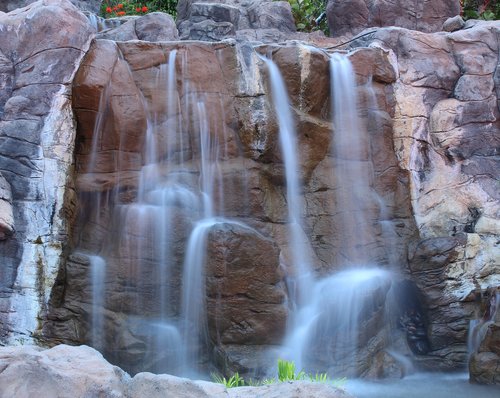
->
[0,0,94,344]
[350,20,500,370]
[0,0,498,384]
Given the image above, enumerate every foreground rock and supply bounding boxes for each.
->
[0,345,353,398]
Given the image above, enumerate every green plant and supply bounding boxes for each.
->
[277,358,306,381]
[285,0,329,34]
[308,372,329,382]
[211,360,343,388]
[100,0,177,18]
[211,372,246,388]
[461,0,500,20]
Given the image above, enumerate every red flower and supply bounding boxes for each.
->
[118,3,124,8]
[141,6,148,12]
[106,6,112,12]
[136,7,141,12]
[117,10,126,16]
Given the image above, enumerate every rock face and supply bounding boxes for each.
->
[0,345,353,398]
[41,36,406,377]
[0,0,101,13]
[0,0,94,344]
[176,0,297,42]
[326,0,461,38]
[0,174,14,240]
[350,20,500,371]
[0,0,498,387]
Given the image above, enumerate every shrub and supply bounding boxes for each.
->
[285,0,329,34]
[100,0,177,18]
[461,0,500,20]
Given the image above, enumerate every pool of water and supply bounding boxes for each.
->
[346,373,500,398]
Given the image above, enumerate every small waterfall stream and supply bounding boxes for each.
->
[262,52,402,376]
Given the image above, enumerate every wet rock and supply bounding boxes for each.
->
[326,0,461,38]
[205,222,286,374]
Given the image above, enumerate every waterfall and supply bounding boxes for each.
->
[260,56,313,307]
[89,255,106,350]
[265,52,400,376]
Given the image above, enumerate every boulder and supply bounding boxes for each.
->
[98,12,179,42]
[176,0,297,42]
[0,0,101,13]
[443,15,465,32]
[0,344,354,398]
[326,0,461,38]
[0,345,128,398]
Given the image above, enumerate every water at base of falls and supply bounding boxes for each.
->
[346,373,500,398]
[281,268,395,375]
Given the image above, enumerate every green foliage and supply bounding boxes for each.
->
[285,0,329,34]
[308,372,329,382]
[211,359,343,389]
[100,0,177,18]
[211,372,246,388]
[277,358,306,381]
[461,0,500,20]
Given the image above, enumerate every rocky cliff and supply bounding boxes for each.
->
[0,0,498,386]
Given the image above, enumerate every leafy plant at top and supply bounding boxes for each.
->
[461,0,500,20]
[285,0,329,34]
[211,372,246,388]
[100,0,177,18]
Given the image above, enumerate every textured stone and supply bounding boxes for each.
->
[0,0,94,345]
[0,0,101,13]
[443,15,465,32]
[326,0,461,38]
[0,345,128,398]
[0,345,354,397]
[98,12,178,42]
[177,0,296,41]
[0,174,14,240]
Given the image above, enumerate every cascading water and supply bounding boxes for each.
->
[263,52,401,376]
[89,255,106,350]
[260,56,313,308]
[77,45,263,376]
